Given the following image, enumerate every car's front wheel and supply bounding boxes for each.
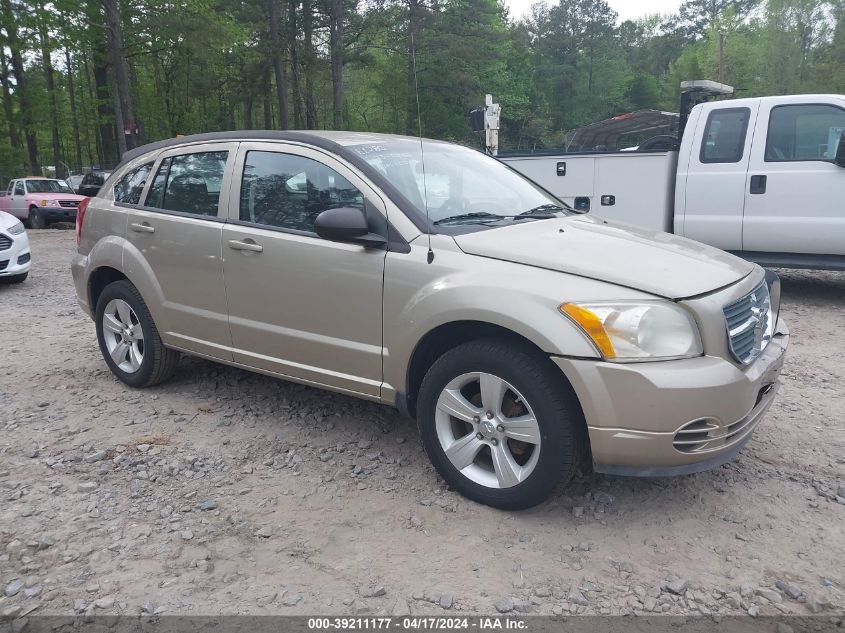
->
[417,339,586,510]
[95,280,179,388]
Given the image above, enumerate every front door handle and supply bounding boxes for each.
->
[130,222,155,233]
[228,239,263,253]
[750,174,767,194]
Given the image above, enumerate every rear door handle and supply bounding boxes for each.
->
[130,222,155,233]
[228,239,263,253]
[750,174,767,194]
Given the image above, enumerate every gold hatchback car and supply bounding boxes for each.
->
[72,131,789,509]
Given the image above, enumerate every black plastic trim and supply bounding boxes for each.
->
[729,250,845,272]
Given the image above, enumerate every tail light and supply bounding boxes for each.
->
[76,197,90,246]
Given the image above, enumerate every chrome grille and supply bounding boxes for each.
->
[0,234,10,250]
[723,282,773,365]
[59,200,80,208]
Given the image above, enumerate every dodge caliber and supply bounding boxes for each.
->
[71,131,789,509]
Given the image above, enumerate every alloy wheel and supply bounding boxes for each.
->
[102,298,145,373]
[435,372,541,489]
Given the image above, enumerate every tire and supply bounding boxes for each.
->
[29,207,46,230]
[95,280,179,388]
[0,272,28,284]
[417,338,586,510]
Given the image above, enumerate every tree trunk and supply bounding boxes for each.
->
[405,0,422,135]
[268,0,289,129]
[64,49,83,172]
[39,14,64,178]
[302,0,316,128]
[0,45,21,151]
[2,0,40,175]
[330,0,344,129]
[80,50,99,166]
[103,0,138,153]
[289,0,303,128]
[243,93,254,129]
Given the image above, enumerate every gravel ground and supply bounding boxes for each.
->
[0,229,843,619]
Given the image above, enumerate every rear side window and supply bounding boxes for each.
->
[766,104,845,162]
[145,151,228,217]
[238,151,364,233]
[700,108,750,164]
[113,163,152,205]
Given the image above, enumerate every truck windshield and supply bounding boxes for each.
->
[347,139,569,227]
[26,179,73,193]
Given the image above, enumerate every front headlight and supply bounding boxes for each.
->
[560,301,703,361]
[7,221,25,235]
[41,199,60,207]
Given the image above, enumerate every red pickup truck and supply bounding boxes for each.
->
[0,177,87,229]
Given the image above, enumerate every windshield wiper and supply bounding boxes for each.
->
[433,212,505,226]
[517,204,566,217]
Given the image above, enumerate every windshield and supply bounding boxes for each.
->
[26,179,73,194]
[347,139,569,227]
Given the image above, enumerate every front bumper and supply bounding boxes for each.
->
[37,205,78,222]
[0,229,32,276]
[552,319,789,476]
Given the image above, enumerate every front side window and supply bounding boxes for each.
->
[700,108,750,164]
[114,163,152,205]
[14,181,24,195]
[145,151,228,216]
[239,151,364,233]
[766,104,845,162]
[25,179,73,193]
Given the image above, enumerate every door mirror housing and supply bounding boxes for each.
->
[835,130,845,168]
[314,206,386,247]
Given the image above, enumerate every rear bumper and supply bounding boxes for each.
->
[36,206,78,222]
[552,319,789,476]
[0,230,32,276]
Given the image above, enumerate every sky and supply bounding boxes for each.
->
[504,0,684,22]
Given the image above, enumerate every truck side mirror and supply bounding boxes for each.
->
[836,130,845,168]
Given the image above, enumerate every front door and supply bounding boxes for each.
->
[12,180,26,218]
[222,142,387,398]
[681,103,759,250]
[742,100,845,256]
[120,143,237,359]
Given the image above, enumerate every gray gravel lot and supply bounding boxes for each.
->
[0,230,843,618]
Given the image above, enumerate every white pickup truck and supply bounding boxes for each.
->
[501,93,845,270]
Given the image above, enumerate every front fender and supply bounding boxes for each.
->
[382,239,656,400]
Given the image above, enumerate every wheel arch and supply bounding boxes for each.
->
[88,266,128,313]
[403,320,584,422]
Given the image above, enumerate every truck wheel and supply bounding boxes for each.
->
[95,280,180,388]
[417,339,586,510]
[0,272,28,284]
[29,207,46,230]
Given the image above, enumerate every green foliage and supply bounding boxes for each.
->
[0,0,843,176]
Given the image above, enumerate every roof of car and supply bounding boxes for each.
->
[119,130,445,165]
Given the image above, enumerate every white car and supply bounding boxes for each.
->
[0,210,31,284]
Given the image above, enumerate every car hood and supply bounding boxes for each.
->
[30,192,84,200]
[452,215,755,300]
[0,210,21,230]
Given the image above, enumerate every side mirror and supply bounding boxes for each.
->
[314,207,386,247]
[836,130,845,168]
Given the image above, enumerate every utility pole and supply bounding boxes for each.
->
[719,32,725,83]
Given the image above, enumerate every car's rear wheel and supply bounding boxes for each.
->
[95,280,179,388]
[28,207,47,230]
[417,339,585,510]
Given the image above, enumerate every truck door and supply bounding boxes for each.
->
[679,102,759,250]
[742,100,845,257]
[11,180,26,219]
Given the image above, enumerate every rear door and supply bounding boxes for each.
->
[121,142,237,359]
[221,142,387,398]
[680,102,759,250]
[742,99,845,256]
